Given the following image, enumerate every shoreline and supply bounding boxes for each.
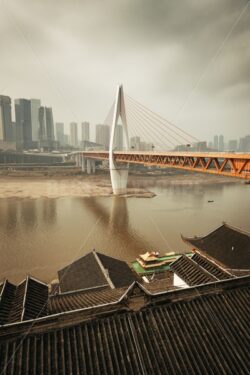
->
[0,172,241,200]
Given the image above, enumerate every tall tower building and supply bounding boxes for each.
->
[55,122,65,146]
[39,107,55,141]
[30,99,41,142]
[15,99,32,149]
[38,107,55,150]
[70,122,78,147]
[96,124,110,150]
[45,108,55,141]
[0,95,12,142]
[213,135,218,150]
[81,122,90,142]
[219,135,224,152]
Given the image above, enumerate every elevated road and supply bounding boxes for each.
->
[78,151,250,179]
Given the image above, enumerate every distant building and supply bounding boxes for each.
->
[55,122,65,146]
[80,140,103,150]
[30,99,41,142]
[239,135,250,152]
[81,121,90,142]
[96,124,110,150]
[64,134,69,145]
[39,107,55,141]
[219,135,224,151]
[130,136,140,150]
[38,107,55,150]
[213,135,218,150]
[228,139,238,151]
[114,124,123,150]
[0,95,12,142]
[70,122,78,147]
[15,98,32,150]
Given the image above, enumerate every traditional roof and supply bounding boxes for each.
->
[48,286,128,314]
[0,280,16,325]
[182,223,250,269]
[0,277,48,324]
[192,252,234,280]
[58,250,136,293]
[0,276,249,374]
[139,251,159,262]
[170,255,218,286]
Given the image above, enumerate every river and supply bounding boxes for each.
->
[0,179,249,284]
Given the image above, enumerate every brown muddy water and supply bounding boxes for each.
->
[0,179,249,283]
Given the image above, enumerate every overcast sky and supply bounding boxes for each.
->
[0,0,249,142]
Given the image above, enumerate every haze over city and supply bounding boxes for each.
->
[0,0,249,140]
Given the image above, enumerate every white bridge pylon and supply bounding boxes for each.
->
[109,84,129,195]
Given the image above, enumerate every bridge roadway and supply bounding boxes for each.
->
[78,151,250,179]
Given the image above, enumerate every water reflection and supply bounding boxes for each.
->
[42,199,57,225]
[82,196,153,255]
[0,181,249,284]
[20,200,37,228]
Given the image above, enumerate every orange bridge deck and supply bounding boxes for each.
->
[78,151,250,179]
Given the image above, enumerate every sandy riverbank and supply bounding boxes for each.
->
[0,172,240,199]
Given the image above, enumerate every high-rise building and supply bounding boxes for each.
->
[15,99,32,149]
[30,99,41,142]
[64,134,69,145]
[70,122,78,147]
[96,124,110,150]
[219,135,224,151]
[228,140,238,151]
[39,107,55,142]
[130,136,140,150]
[55,122,65,146]
[0,95,13,142]
[114,124,123,150]
[239,135,250,152]
[213,135,218,150]
[81,122,90,142]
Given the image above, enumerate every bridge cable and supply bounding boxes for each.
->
[125,94,199,143]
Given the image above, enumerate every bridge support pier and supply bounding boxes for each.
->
[81,156,86,172]
[86,158,96,174]
[110,168,128,195]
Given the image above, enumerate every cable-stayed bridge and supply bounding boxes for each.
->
[75,85,250,194]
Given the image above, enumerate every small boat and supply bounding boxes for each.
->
[208,200,214,203]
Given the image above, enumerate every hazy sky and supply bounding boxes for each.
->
[0,0,249,141]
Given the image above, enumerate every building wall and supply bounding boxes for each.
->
[96,124,110,150]
[15,99,32,150]
[81,122,90,142]
[70,122,78,147]
[114,124,123,150]
[0,95,12,142]
[30,99,41,142]
[56,122,65,145]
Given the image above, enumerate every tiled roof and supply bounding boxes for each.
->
[182,223,250,269]
[170,255,217,286]
[58,252,109,293]
[58,251,136,293]
[0,276,249,374]
[0,277,48,324]
[192,252,234,280]
[49,286,127,314]
[0,280,16,325]
[96,252,136,288]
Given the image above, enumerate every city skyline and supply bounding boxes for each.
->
[0,0,249,141]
